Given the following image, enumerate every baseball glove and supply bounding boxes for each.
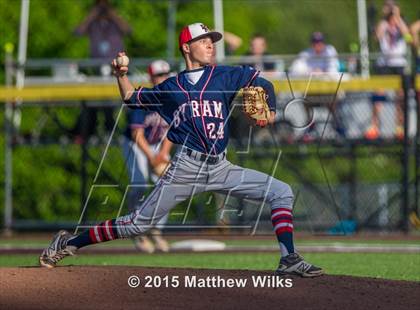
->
[242,86,270,122]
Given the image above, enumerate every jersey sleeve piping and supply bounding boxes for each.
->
[245,70,260,87]
[136,87,144,108]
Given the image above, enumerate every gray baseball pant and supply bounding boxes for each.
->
[115,148,294,237]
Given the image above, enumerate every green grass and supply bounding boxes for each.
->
[1,238,419,248]
[1,252,419,282]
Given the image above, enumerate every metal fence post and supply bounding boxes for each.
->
[4,43,14,234]
[401,73,410,232]
[349,143,357,224]
[166,0,177,60]
[80,101,88,225]
[415,75,420,216]
[413,48,420,216]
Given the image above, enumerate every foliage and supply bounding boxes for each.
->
[1,0,419,63]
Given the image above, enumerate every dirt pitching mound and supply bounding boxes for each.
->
[1,266,419,310]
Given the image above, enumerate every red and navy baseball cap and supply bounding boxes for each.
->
[148,60,171,77]
[179,23,223,49]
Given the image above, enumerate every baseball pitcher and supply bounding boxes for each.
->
[40,23,323,277]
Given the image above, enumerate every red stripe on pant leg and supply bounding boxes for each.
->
[89,228,98,243]
[273,220,293,228]
[104,220,114,241]
[100,222,109,241]
[272,214,293,222]
[271,211,292,219]
[99,224,106,241]
[275,226,293,234]
[104,220,113,240]
[271,208,292,214]
[95,225,104,242]
[272,219,293,227]
[108,220,116,239]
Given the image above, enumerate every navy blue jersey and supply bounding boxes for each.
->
[124,109,169,144]
[125,65,275,154]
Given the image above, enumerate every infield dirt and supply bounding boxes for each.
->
[1,266,419,310]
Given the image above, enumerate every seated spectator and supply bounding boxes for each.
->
[289,32,342,142]
[290,32,340,75]
[244,34,276,72]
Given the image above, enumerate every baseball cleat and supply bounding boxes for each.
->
[39,230,77,268]
[150,229,170,252]
[133,236,155,253]
[275,253,324,278]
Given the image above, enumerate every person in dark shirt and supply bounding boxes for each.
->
[72,0,132,142]
[244,34,276,72]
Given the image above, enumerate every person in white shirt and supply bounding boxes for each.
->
[365,4,410,140]
[376,5,409,72]
[289,32,342,142]
[290,32,340,75]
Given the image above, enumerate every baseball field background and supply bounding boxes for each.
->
[1,0,420,309]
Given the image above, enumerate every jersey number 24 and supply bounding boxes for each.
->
[207,122,224,140]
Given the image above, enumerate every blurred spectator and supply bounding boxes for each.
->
[72,0,132,141]
[289,32,342,142]
[375,4,409,71]
[75,0,132,60]
[244,34,276,71]
[411,17,420,73]
[122,60,172,253]
[210,31,242,63]
[290,32,340,75]
[365,2,410,140]
[224,31,243,55]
